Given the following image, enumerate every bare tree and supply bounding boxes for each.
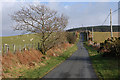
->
[11,4,68,55]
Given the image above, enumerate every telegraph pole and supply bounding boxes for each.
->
[110,9,113,38]
[86,27,88,41]
[92,27,94,41]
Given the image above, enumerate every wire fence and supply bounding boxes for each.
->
[1,42,41,54]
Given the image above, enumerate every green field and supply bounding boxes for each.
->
[93,32,120,43]
[2,34,41,45]
[1,34,42,53]
[1,32,69,53]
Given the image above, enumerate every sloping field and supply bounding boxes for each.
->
[93,32,120,43]
[2,34,41,45]
[1,32,67,53]
[1,34,42,53]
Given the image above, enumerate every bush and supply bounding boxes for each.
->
[100,37,120,57]
[66,32,77,44]
[94,41,97,45]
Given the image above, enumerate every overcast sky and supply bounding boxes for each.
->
[0,0,119,36]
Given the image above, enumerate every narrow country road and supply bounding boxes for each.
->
[43,34,98,79]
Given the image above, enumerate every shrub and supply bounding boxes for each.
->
[94,41,97,45]
[89,38,92,41]
[66,32,77,44]
[100,37,120,57]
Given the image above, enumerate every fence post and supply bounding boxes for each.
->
[30,44,31,49]
[13,44,16,53]
[28,44,30,51]
[6,45,9,54]
[3,44,5,53]
[24,44,26,51]
[38,42,40,50]
[19,45,21,52]
[32,43,33,48]
[35,43,36,49]
[0,45,2,53]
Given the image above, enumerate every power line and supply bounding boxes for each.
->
[102,8,120,26]
[112,8,120,13]
[102,13,110,26]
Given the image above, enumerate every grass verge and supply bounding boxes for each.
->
[16,44,78,78]
[83,42,119,80]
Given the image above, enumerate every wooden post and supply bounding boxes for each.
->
[87,31,89,41]
[30,44,31,49]
[24,44,26,51]
[28,44,29,50]
[110,9,113,39]
[0,45,2,53]
[28,44,30,51]
[38,42,40,50]
[35,43,36,49]
[3,44,5,53]
[32,43,33,48]
[19,45,21,52]
[92,27,94,41]
[6,45,9,54]
[86,27,88,41]
[13,44,16,53]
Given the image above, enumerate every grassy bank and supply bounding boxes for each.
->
[83,42,119,80]
[9,43,77,78]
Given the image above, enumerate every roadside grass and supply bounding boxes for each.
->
[10,43,77,78]
[83,42,119,80]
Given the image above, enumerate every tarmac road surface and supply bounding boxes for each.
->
[43,34,98,79]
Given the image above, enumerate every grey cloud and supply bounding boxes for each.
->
[62,2,118,29]
[1,2,118,36]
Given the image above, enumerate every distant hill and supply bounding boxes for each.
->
[66,25,120,32]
